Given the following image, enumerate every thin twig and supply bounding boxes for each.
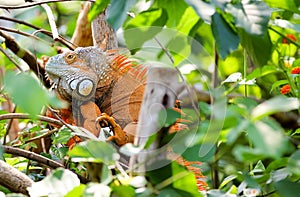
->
[2,145,64,168]
[0,16,75,49]
[3,105,17,145]
[0,113,63,127]
[0,46,24,71]
[0,0,96,9]
[0,16,41,30]
[0,26,43,42]
[13,129,58,147]
[154,37,174,64]
[41,4,59,41]
[153,36,200,119]
[47,107,77,133]
[0,30,50,87]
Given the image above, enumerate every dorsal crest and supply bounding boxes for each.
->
[106,49,147,82]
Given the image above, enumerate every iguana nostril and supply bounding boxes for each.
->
[77,79,94,97]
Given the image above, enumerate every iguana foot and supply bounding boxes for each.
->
[96,113,132,146]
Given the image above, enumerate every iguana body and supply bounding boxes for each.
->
[45,46,146,145]
[45,46,207,191]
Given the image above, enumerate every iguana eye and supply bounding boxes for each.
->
[65,52,77,64]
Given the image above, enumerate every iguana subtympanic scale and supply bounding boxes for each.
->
[45,46,146,145]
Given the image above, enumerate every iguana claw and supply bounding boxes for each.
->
[96,113,131,146]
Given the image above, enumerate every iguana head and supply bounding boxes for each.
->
[45,47,113,102]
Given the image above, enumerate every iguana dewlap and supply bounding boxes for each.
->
[45,46,146,145]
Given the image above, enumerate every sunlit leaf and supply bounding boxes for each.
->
[223,72,242,83]
[271,19,300,33]
[251,96,300,120]
[226,0,271,36]
[83,183,111,196]
[68,140,119,164]
[185,0,215,23]
[112,185,135,197]
[119,143,143,156]
[3,71,66,117]
[124,9,167,52]
[156,0,188,28]
[65,184,86,197]
[264,0,300,14]
[219,175,237,189]
[88,0,110,21]
[27,168,80,197]
[3,71,47,117]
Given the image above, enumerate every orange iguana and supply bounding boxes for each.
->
[45,46,207,190]
[45,46,146,145]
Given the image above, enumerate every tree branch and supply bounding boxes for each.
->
[2,145,89,184]
[0,0,95,10]
[0,113,63,127]
[0,30,50,87]
[0,159,33,195]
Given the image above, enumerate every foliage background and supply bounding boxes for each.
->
[0,0,300,196]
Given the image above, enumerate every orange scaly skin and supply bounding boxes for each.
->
[45,47,207,191]
[45,47,145,144]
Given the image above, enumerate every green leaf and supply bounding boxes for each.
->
[212,12,239,59]
[264,0,300,14]
[270,80,288,93]
[156,0,188,28]
[52,127,73,144]
[158,108,181,128]
[144,133,158,149]
[65,184,86,197]
[124,9,167,52]
[27,168,80,197]
[274,179,300,197]
[207,190,227,197]
[266,158,289,173]
[239,30,272,67]
[219,175,237,189]
[185,0,215,23]
[226,0,271,36]
[251,96,300,120]
[3,71,66,117]
[233,145,266,162]
[68,140,119,164]
[163,162,201,196]
[83,183,111,196]
[107,0,138,30]
[88,0,110,21]
[287,149,300,176]
[112,185,135,197]
[3,71,47,117]
[119,143,142,156]
[158,188,195,197]
[271,19,300,33]
[247,120,291,159]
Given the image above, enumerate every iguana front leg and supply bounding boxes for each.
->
[80,101,101,136]
[96,113,135,146]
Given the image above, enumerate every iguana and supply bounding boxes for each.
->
[45,46,207,190]
[45,46,146,146]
